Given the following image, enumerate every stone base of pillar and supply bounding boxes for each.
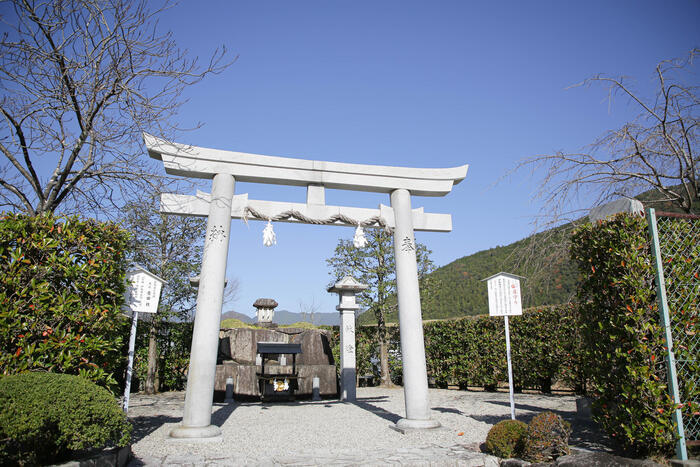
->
[169,424,222,439]
[390,418,441,434]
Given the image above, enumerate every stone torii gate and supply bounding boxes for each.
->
[144,134,468,438]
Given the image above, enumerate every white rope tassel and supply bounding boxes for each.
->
[353,223,368,248]
[263,220,276,247]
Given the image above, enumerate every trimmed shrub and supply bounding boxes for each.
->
[509,305,581,393]
[0,372,132,465]
[485,419,528,459]
[423,305,579,392]
[0,214,130,390]
[522,411,571,463]
[327,325,401,382]
[328,304,585,394]
[570,213,697,456]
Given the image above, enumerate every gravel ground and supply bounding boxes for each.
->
[126,387,611,465]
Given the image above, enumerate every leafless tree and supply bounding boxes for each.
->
[123,182,239,393]
[0,0,232,216]
[509,50,698,294]
[222,276,240,309]
[298,296,320,325]
[521,49,698,224]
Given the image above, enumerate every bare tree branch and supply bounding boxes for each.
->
[0,0,235,216]
[518,49,698,225]
[506,50,698,293]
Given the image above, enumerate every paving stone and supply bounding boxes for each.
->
[162,454,205,465]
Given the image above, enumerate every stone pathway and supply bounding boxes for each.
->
[126,387,610,466]
[130,446,500,466]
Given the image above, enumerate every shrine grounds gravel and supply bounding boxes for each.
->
[126,387,612,466]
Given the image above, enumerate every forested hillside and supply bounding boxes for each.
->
[358,223,578,325]
[421,225,578,319]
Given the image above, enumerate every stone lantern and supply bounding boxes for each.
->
[253,298,278,325]
[328,276,368,401]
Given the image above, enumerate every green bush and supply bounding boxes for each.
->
[327,325,401,382]
[332,305,581,392]
[484,419,528,458]
[423,306,579,392]
[509,305,581,393]
[0,214,130,390]
[0,372,132,465]
[522,411,571,463]
[570,214,695,456]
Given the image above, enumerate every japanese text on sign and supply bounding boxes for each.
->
[124,270,163,314]
[487,275,523,317]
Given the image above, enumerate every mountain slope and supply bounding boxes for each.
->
[422,224,578,319]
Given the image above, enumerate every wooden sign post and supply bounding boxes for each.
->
[483,272,524,420]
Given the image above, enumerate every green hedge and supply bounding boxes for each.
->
[424,305,580,392]
[0,372,132,465]
[0,214,130,390]
[326,304,580,392]
[570,213,696,456]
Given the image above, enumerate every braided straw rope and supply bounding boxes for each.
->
[243,206,390,231]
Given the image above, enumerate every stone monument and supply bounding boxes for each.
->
[215,325,338,399]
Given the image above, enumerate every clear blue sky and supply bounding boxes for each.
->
[154,1,698,318]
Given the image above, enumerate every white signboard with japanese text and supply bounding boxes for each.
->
[124,268,164,314]
[486,274,523,317]
[122,265,165,413]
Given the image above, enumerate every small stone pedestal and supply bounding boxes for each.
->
[328,276,368,402]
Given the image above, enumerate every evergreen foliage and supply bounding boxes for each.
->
[421,225,578,320]
[0,372,132,466]
[133,320,193,392]
[423,305,580,391]
[485,420,528,459]
[0,213,130,390]
[359,186,688,325]
[327,228,435,385]
[570,213,698,456]
[332,305,582,392]
[355,224,578,324]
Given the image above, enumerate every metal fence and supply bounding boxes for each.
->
[647,208,700,460]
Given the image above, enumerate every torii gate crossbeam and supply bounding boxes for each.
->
[144,134,468,438]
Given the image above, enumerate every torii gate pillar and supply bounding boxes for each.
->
[170,173,234,439]
[391,188,440,431]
